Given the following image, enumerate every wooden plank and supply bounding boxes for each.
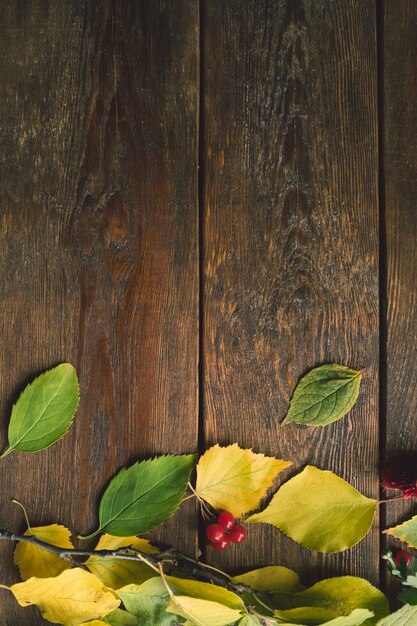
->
[203,0,380,584]
[0,1,199,623]
[383,0,417,596]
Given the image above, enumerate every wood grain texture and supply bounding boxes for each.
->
[382,0,417,599]
[0,1,198,623]
[203,0,380,584]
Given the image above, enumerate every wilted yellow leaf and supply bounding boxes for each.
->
[9,567,120,625]
[195,444,291,517]
[86,534,158,589]
[13,524,74,580]
[166,595,243,626]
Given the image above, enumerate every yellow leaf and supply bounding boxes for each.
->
[247,466,378,552]
[80,622,109,625]
[195,444,291,517]
[9,567,120,625]
[167,575,244,610]
[86,534,158,589]
[13,524,73,580]
[166,595,243,626]
[232,566,304,594]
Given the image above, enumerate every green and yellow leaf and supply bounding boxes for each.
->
[117,578,176,625]
[274,577,388,626]
[14,524,73,580]
[79,454,197,539]
[166,595,243,626]
[2,363,79,456]
[8,568,120,625]
[195,444,291,517]
[86,534,158,589]
[247,466,377,552]
[282,364,361,427]
[384,514,417,547]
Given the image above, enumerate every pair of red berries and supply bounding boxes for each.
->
[206,510,246,551]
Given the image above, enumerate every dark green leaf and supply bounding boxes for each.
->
[79,454,197,539]
[283,364,361,427]
[2,363,79,456]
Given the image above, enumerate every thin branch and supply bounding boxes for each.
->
[0,529,263,599]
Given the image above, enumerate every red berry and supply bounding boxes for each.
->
[211,536,230,551]
[229,524,246,544]
[217,510,235,531]
[206,523,225,544]
[394,550,412,567]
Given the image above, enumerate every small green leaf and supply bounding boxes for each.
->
[2,363,79,456]
[102,609,138,626]
[247,466,378,552]
[117,579,176,626]
[385,515,417,547]
[377,604,417,625]
[398,588,417,605]
[79,454,197,539]
[283,364,361,427]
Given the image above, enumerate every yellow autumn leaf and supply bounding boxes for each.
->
[9,567,120,625]
[13,524,74,580]
[86,534,158,589]
[166,575,244,610]
[166,595,243,626]
[195,444,291,517]
[232,565,304,594]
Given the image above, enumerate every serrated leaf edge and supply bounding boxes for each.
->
[383,514,417,547]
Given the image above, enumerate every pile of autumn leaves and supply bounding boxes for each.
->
[0,363,416,625]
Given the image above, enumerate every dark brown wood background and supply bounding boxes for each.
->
[0,1,415,623]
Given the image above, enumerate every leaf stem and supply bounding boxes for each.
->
[377,495,407,504]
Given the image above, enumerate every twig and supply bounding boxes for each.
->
[0,529,262,598]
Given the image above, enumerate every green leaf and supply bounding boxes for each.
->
[247,466,377,552]
[79,454,197,539]
[117,579,177,626]
[2,363,79,456]
[377,604,417,625]
[102,609,138,626]
[398,588,417,605]
[385,515,417,547]
[282,364,361,427]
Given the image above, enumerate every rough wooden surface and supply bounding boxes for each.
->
[382,0,417,600]
[0,1,199,623]
[202,0,380,584]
